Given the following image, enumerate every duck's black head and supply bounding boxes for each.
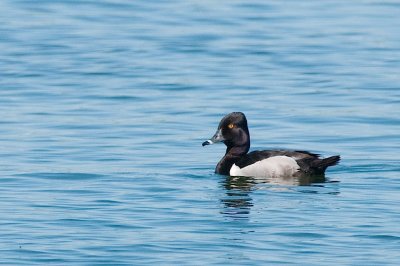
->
[202,112,250,155]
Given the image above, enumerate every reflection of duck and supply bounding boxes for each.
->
[220,176,254,218]
[254,174,326,186]
[223,175,256,191]
[203,112,340,179]
[224,174,326,190]
[221,174,339,218]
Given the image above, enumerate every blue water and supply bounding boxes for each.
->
[1,0,400,265]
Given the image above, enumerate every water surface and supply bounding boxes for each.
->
[1,0,400,265]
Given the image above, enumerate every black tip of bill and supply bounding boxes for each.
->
[202,140,212,146]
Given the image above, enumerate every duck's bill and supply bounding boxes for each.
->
[202,129,224,146]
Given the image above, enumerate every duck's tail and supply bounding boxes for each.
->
[313,155,341,172]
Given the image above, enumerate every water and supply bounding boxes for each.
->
[1,0,400,264]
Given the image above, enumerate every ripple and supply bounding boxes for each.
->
[14,172,108,181]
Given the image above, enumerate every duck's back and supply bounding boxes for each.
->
[230,150,340,178]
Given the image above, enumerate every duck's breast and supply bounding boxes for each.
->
[230,155,300,178]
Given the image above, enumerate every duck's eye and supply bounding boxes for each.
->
[228,123,235,129]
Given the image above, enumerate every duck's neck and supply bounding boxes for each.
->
[215,143,250,175]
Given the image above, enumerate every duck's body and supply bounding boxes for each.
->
[203,112,340,178]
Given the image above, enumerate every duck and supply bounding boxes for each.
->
[202,112,340,178]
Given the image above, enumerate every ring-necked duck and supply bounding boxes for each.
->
[202,112,340,178]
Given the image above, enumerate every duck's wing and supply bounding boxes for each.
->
[234,150,340,177]
[235,150,319,169]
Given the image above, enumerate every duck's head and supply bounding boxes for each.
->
[202,112,250,151]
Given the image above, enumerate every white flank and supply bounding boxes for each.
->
[229,156,300,178]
